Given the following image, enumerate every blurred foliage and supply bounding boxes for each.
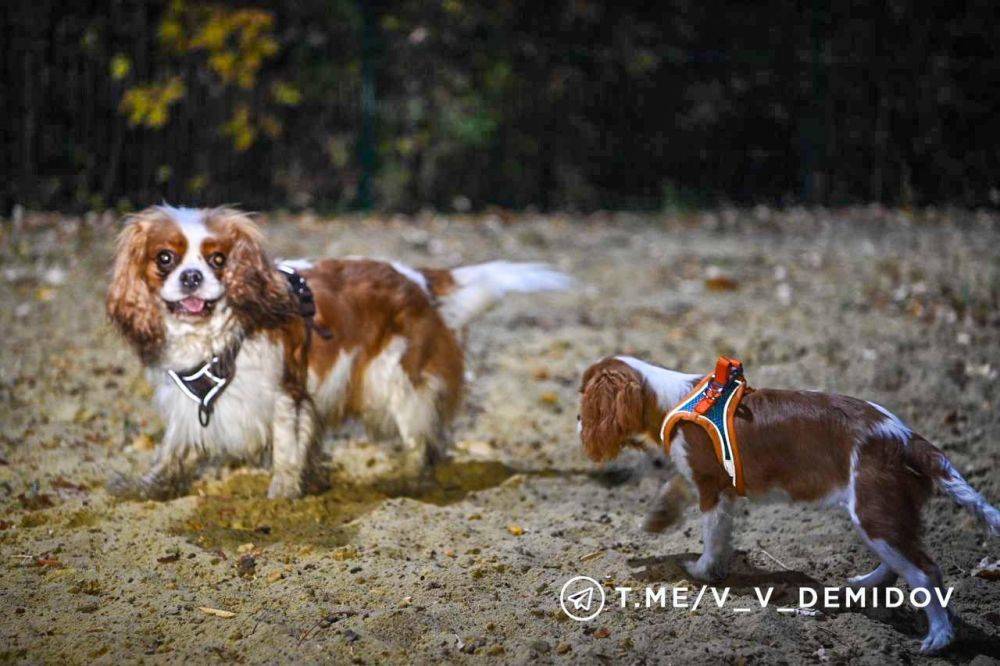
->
[3,0,999,212]
[120,78,185,128]
[132,0,286,147]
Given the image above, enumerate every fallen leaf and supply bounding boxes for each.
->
[538,392,559,406]
[972,557,1000,581]
[237,554,256,579]
[593,627,611,639]
[130,434,156,452]
[506,524,524,536]
[157,551,181,564]
[198,606,236,618]
[69,579,102,595]
[35,287,56,302]
[52,476,89,500]
[331,546,357,561]
[52,477,87,491]
[236,542,256,554]
[705,276,739,291]
[18,492,54,510]
[267,570,283,583]
[35,556,62,568]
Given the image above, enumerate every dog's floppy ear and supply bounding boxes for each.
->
[579,365,644,462]
[106,215,164,363]
[218,210,298,330]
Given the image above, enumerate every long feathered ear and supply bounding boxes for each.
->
[579,366,645,463]
[106,217,164,363]
[219,211,298,330]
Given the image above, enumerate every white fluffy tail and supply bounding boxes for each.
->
[437,261,573,329]
[936,459,1000,536]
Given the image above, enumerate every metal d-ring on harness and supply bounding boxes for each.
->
[166,265,329,428]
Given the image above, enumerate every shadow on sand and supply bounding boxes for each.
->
[175,459,519,549]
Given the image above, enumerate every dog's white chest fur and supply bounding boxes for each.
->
[152,335,284,460]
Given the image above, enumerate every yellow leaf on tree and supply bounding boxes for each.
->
[271,81,302,106]
[119,78,185,128]
[109,54,131,81]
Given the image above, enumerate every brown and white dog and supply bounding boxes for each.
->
[578,355,999,653]
[106,205,572,499]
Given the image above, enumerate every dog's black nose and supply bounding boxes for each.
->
[179,268,203,291]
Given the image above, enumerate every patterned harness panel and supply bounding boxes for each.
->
[659,357,749,495]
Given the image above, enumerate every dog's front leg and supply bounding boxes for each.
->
[108,429,195,500]
[643,476,693,533]
[683,493,735,581]
[268,393,317,499]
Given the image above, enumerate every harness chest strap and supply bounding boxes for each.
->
[165,266,325,427]
[167,345,238,427]
[658,356,749,495]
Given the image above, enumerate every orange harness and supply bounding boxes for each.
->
[659,356,749,495]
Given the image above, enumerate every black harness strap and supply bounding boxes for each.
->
[167,266,328,427]
[166,344,239,427]
[278,265,333,340]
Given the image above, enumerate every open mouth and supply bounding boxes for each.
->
[166,296,218,318]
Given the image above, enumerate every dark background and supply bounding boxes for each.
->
[3,0,999,213]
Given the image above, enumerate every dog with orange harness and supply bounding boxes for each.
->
[577,354,1000,653]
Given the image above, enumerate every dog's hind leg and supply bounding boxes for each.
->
[391,375,453,477]
[394,406,448,479]
[868,537,953,654]
[853,441,953,654]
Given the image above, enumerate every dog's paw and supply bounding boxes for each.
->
[919,624,955,654]
[107,473,142,499]
[303,469,331,495]
[682,557,728,583]
[642,505,683,534]
[267,474,303,500]
[107,473,183,501]
[393,445,436,480]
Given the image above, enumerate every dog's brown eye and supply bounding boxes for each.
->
[208,252,226,269]
[156,250,175,268]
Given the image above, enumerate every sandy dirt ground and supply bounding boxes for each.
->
[1,208,998,664]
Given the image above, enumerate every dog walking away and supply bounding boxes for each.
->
[578,355,999,653]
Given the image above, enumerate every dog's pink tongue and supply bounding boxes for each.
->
[181,297,205,314]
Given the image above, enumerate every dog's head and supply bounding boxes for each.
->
[106,206,297,362]
[578,359,647,463]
